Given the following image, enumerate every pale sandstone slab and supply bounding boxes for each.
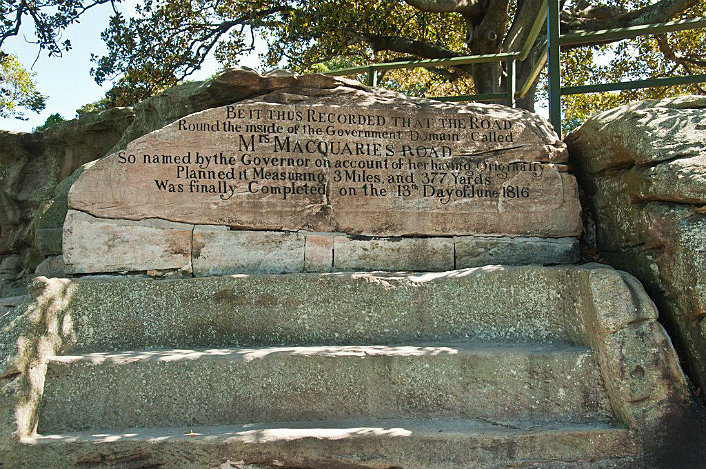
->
[454,236,579,268]
[304,234,334,272]
[333,236,454,271]
[192,227,304,275]
[62,210,193,274]
[68,71,581,238]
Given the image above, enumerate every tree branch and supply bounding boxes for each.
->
[1,0,117,51]
[562,0,700,32]
[403,0,484,17]
[471,0,509,51]
[347,30,464,59]
[127,5,292,83]
[3,1,26,46]
[339,30,478,80]
[656,34,706,68]
[503,0,543,52]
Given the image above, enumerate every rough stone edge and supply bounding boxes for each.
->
[0,278,74,459]
[564,95,706,175]
[578,263,705,465]
[109,67,566,160]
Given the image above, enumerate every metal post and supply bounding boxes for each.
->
[547,0,562,134]
[506,57,516,107]
[367,66,378,87]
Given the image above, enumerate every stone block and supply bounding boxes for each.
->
[38,343,610,432]
[192,227,305,275]
[333,236,454,271]
[14,421,636,469]
[304,234,334,272]
[38,266,591,353]
[62,210,193,274]
[454,236,579,268]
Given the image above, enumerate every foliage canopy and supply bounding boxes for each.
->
[560,0,706,122]
[0,0,118,118]
[32,112,65,131]
[91,0,706,117]
[2,0,705,119]
[0,53,46,119]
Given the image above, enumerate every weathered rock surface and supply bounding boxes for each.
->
[333,236,455,271]
[192,226,305,275]
[1,265,703,467]
[566,96,706,395]
[109,68,308,154]
[63,210,193,273]
[0,255,24,297]
[304,234,334,272]
[0,68,318,294]
[0,108,135,254]
[68,71,580,239]
[454,235,579,268]
[0,108,134,294]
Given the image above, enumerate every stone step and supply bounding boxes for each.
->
[48,266,591,354]
[38,342,614,433]
[19,419,636,468]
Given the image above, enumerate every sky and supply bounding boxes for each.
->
[0,1,261,133]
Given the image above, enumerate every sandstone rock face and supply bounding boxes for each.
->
[2,68,583,284]
[0,108,134,294]
[69,71,580,239]
[333,236,455,271]
[566,96,706,394]
[192,226,305,275]
[63,210,193,273]
[0,68,310,294]
[0,108,135,255]
[109,68,307,154]
[62,69,581,274]
[454,235,579,268]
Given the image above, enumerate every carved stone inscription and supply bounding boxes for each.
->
[69,102,581,237]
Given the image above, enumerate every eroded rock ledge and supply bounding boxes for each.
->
[566,95,706,394]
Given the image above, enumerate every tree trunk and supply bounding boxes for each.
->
[467,3,506,95]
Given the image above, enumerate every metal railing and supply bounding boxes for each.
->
[321,0,706,134]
